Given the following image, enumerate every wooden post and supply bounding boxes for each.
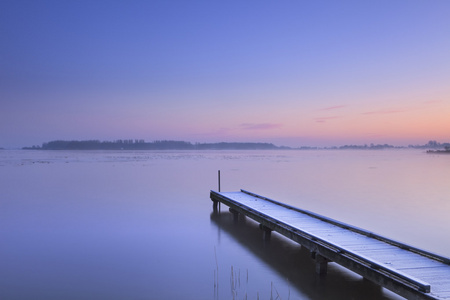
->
[218,170,221,211]
[218,170,221,192]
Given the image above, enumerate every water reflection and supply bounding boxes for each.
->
[210,211,404,300]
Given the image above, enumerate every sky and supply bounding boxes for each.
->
[1,0,450,148]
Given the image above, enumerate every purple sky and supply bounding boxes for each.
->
[1,1,450,148]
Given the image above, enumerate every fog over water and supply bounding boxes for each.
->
[1,149,449,299]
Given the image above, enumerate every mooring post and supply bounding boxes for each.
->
[218,170,221,192]
[217,170,221,211]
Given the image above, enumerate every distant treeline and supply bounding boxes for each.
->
[21,139,450,151]
[23,140,283,150]
[412,140,450,149]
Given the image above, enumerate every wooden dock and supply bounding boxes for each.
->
[210,189,450,300]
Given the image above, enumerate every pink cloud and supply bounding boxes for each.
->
[318,105,347,111]
[239,123,282,130]
[315,116,340,123]
[361,109,408,115]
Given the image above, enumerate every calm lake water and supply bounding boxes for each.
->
[1,149,449,300]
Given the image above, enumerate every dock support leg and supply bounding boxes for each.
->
[314,254,328,276]
[259,224,272,241]
[229,208,239,222]
[213,200,218,212]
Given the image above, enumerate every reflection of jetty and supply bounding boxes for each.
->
[210,212,389,299]
[210,189,450,300]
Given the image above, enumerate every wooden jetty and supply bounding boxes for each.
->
[210,189,450,300]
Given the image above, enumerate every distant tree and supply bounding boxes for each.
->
[427,140,439,147]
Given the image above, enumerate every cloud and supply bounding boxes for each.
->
[318,105,347,111]
[239,123,282,130]
[314,116,340,123]
[361,109,408,115]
